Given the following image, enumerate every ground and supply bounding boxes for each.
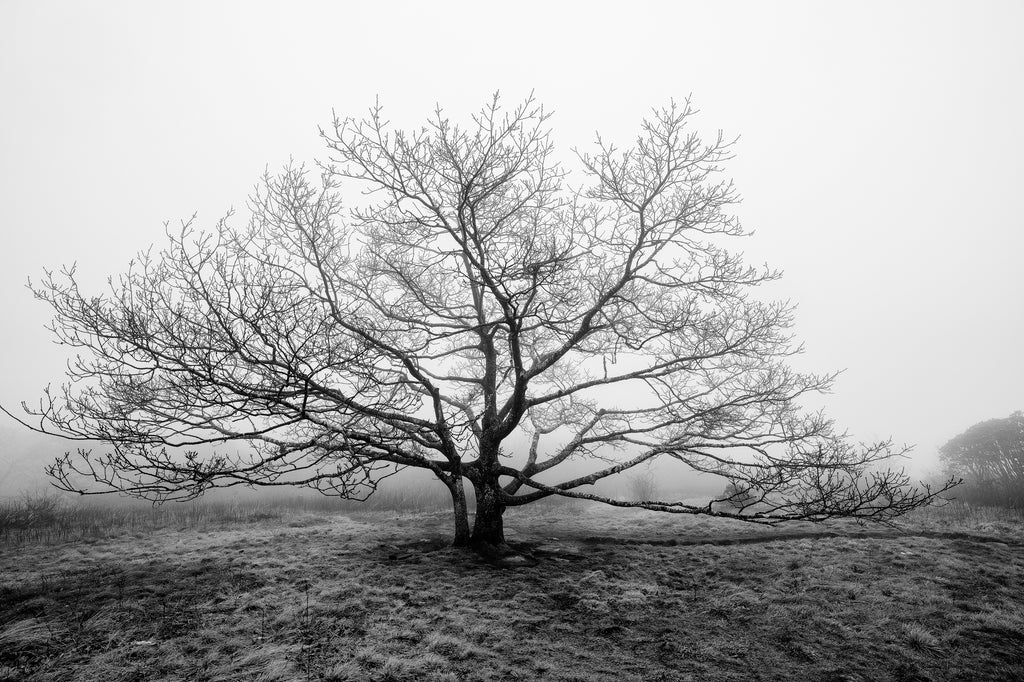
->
[1,501,1023,681]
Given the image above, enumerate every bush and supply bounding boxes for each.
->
[627,472,660,501]
[719,481,755,509]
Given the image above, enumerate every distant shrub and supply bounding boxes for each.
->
[719,481,755,510]
[0,492,65,530]
[627,472,660,501]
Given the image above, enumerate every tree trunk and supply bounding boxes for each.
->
[447,476,471,547]
[471,477,505,548]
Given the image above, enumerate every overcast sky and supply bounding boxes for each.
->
[1,0,1021,490]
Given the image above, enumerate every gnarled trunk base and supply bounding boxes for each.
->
[441,476,536,566]
[471,478,505,547]
[468,479,538,565]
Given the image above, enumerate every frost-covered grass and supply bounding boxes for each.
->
[1,502,1022,681]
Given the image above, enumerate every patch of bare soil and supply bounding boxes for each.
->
[1,506,1022,681]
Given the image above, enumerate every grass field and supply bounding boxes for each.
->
[1,497,1022,681]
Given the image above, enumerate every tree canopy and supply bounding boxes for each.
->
[7,95,954,549]
[940,412,1023,508]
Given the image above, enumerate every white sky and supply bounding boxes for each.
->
[1,0,1021,489]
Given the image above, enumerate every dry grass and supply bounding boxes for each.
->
[0,488,452,545]
[902,500,1024,537]
[1,500,1022,681]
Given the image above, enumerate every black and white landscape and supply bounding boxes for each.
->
[1,3,1022,680]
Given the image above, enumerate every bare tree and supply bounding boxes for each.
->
[7,95,955,552]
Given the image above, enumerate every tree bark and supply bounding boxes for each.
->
[471,477,506,548]
[446,476,471,547]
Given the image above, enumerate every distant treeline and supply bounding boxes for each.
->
[940,412,1024,509]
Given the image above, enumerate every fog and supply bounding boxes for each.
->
[1,1,1021,498]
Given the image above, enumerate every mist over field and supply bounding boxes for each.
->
[3,3,1021,503]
